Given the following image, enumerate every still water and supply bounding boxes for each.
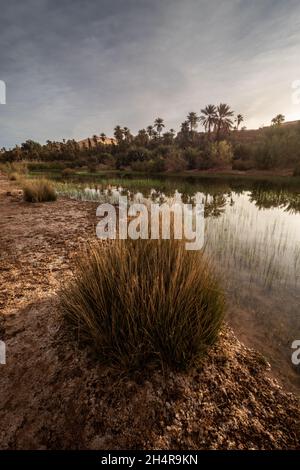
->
[42,173,300,392]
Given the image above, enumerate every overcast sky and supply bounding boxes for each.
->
[1,0,300,148]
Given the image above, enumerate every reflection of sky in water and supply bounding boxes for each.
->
[222,192,300,244]
[84,185,300,245]
[85,184,300,287]
[81,185,300,282]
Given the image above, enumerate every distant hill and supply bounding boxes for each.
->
[230,119,300,145]
[279,119,300,128]
[78,135,116,148]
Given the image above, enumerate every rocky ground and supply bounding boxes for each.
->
[0,174,299,449]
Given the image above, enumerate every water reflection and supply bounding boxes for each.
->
[53,173,300,214]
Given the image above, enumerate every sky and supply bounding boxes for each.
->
[1,0,300,148]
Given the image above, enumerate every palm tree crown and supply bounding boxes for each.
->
[235,114,244,130]
[216,103,234,138]
[187,112,199,132]
[154,118,165,137]
[200,105,217,134]
[147,125,154,139]
[100,132,106,143]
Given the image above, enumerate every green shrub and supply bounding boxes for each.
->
[88,164,98,173]
[62,167,75,178]
[165,149,188,172]
[22,179,57,202]
[183,147,201,169]
[131,157,166,173]
[208,141,233,165]
[233,143,253,161]
[61,238,225,372]
[232,160,255,171]
[27,161,66,171]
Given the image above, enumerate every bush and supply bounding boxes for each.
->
[27,161,67,171]
[131,157,166,173]
[88,164,98,173]
[62,167,75,178]
[232,160,255,171]
[233,143,253,161]
[183,147,200,169]
[1,161,28,177]
[100,153,115,167]
[61,238,225,371]
[253,144,274,170]
[293,164,300,177]
[22,179,57,202]
[210,141,233,164]
[165,150,188,172]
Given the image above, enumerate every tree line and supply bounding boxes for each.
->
[1,105,299,174]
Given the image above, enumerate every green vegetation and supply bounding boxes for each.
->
[22,178,57,202]
[61,238,225,372]
[1,109,299,175]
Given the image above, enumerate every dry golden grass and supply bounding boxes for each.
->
[0,161,28,179]
[22,178,57,202]
[61,238,225,372]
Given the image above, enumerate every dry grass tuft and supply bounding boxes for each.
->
[22,178,57,202]
[61,238,225,372]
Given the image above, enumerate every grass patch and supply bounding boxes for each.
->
[0,161,28,177]
[22,178,57,202]
[61,238,225,372]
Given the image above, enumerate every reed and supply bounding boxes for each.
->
[61,238,225,372]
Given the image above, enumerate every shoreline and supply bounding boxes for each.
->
[30,167,300,181]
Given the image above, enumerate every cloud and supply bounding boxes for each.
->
[0,0,300,147]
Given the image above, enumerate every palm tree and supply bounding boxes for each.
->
[147,125,154,139]
[100,132,106,143]
[154,118,165,137]
[235,114,244,130]
[123,126,132,143]
[271,114,285,126]
[178,121,190,145]
[180,121,190,134]
[92,134,98,147]
[186,112,199,132]
[114,125,123,144]
[200,105,217,136]
[163,129,176,145]
[136,129,149,146]
[215,103,234,140]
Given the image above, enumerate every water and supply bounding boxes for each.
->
[35,172,300,392]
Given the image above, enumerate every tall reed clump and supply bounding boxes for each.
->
[61,238,225,371]
[22,178,57,202]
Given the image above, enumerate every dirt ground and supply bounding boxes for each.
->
[0,174,299,449]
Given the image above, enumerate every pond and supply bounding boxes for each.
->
[34,172,300,393]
